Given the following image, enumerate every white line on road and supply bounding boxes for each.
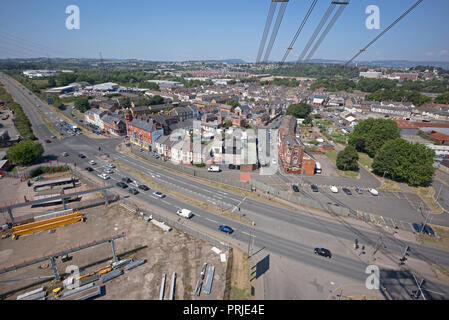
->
[205,218,218,223]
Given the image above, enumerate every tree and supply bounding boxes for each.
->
[7,140,44,166]
[52,94,63,109]
[227,99,240,108]
[74,96,90,112]
[302,116,313,127]
[120,97,131,109]
[286,103,312,119]
[348,118,400,157]
[336,145,359,171]
[435,92,449,104]
[224,120,232,129]
[48,77,56,87]
[372,138,435,186]
[149,95,164,105]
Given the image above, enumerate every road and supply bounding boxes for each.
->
[2,71,449,299]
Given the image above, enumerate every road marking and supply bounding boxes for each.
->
[205,218,218,223]
[241,231,256,238]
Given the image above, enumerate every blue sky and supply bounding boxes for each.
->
[0,0,448,62]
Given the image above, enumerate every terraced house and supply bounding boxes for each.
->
[127,118,163,151]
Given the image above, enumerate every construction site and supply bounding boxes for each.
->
[0,171,229,300]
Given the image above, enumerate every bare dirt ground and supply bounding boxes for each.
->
[0,202,227,300]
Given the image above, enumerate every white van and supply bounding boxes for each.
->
[208,165,221,172]
[176,209,193,219]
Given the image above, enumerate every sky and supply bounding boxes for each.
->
[0,0,448,63]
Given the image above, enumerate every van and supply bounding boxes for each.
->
[177,209,193,219]
[208,165,221,172]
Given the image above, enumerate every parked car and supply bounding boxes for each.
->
[208,166,221,172]
[128,188,139,195]
[311,185,319,192]
[355,187,363,194]
[292,185,300,192]
[138,185,149,191]
[98,173,110,180]
[62,152,69,157]
[330,186,339,193]
[85,167,94,172]
[116,182,128,188]
[106,163,115,168]
[153,191,166,198]
[103,168,113,174]
[78,154,86,159]
[89,160,96,165]
[122,177,132,183]
[369,188,379,196]
[228,164,236,170]
[423,224,435,237]
[314,248,332,258]
[218,225,234,234]
[342,188,352,195]
[412,223,424,233]
[44,139,51,143]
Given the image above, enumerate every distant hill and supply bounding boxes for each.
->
[282,59,449,70]
[201,59,247,64]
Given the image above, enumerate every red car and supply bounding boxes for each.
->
[44,139,51,143]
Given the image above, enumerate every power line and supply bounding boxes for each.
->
[296,2,336,64]
[256,1,277,64]
[262,1,289,63]
[344,0,424,67]
[304,2,348,63]
[280,0,319,65]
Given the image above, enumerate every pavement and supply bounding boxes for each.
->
[2,71,449,300]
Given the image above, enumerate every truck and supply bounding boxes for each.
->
[315,162,322,174]
[176,209,193,219]
[208,165,221,172]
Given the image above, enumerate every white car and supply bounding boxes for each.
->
[89,160,96,165]
[103,168,113,174]
[368,188,379,196]
[107,163,116,168]
[153,191,166,198]
[98,173,110,180]
[330,186,339,193]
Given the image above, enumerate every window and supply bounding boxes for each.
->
[292,157,298,165]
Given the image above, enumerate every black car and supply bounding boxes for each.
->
[138,185,150,191]
[85,167,94,172]
[314,248,332,258]
[116,182,128,188]
[78,154,86,159]
[122,177,132,183]
[311,185,319,192]
[128,188,139,195]
[342,188,352,195]
[355,187,363,194]
[423,224,435,237]
[292,185,299,192]
[228,164,236,170]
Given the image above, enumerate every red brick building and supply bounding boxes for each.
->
[278,116,316,175]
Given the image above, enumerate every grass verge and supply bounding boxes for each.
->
[226,247,252,300]
[358,152,373,171]
[379,179,403,193]
[431,264,449,283]
[412,186,444,214]
[325,150,359,178]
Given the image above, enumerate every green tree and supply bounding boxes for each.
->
[52,94,63,109]
[48,77,56,87]
[7,140,44,166]
[435,92,449,104]
[302,116,313,126]
[372,139,435,186]
[336,145,359,171]
[120,97,131,108]
[74,96,90,113]
[348,118,400,157]
[227,99,240,108]
[224,120,232,129]
[149,95,164,105]
[286,103,312,119]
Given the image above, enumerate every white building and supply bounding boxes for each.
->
[84,108,107,129]
[359,70,382,79]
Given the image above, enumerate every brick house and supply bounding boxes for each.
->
[101,115,127,136]
[127,118,163,151]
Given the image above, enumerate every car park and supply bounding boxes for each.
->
[369,188,379,196]
[292,185,299,192]
[138,185,149,191]
[314,248,332,258]
[218,225,233,234]
[311,185,319,192]
[342,188,352,195]
[116,182,128,188]
[153,191,166,198]
[330,186,339,193]
[128,188,139,195]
